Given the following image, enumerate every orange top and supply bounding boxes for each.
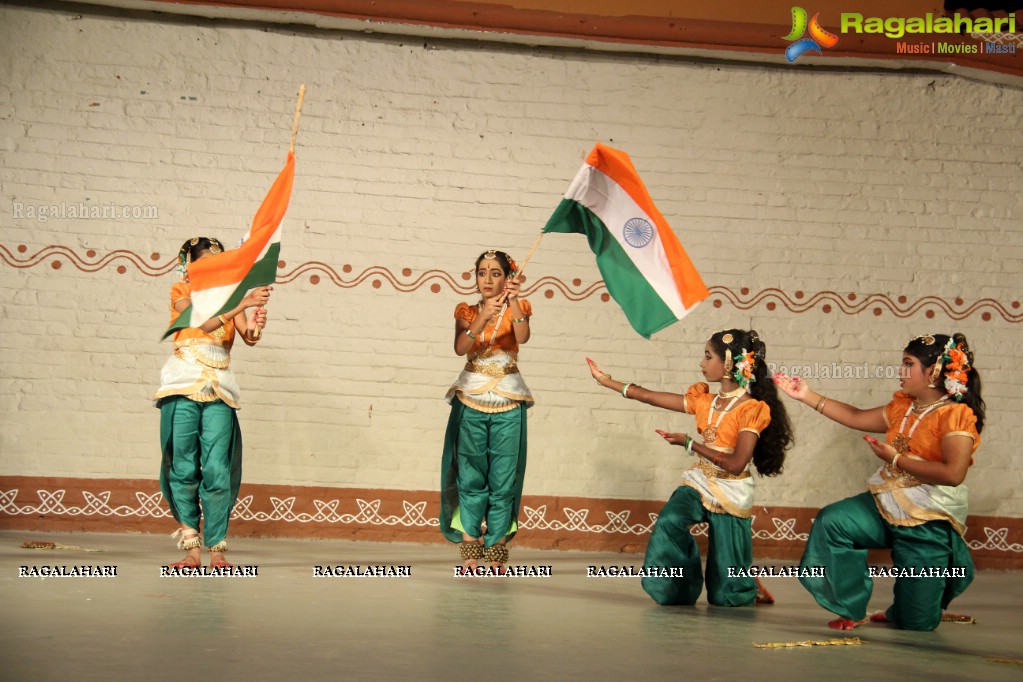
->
[883,391,980,463]
[169,281,236,350]
[683,383,770,451]
[455,299,532,356]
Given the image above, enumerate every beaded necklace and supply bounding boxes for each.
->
[703,393,744,445]
[891,397,949,454]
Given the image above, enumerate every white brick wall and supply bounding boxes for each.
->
[1,4,1020,517]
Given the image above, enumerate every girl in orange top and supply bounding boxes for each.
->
[440,250,533,572]
[775,333,985,631]
[154,237,270,570]
[589,328,794,606]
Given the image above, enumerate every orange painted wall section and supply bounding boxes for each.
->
[137,0,1022,79]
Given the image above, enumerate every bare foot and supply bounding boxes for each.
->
[869,611,889,624]
[828,617,867,630]
[169,549,201,569]
[754,577,775,605]
[208,552,233,569]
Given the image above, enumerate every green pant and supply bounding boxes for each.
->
[159,396,242,547]
[642,485,757,606]
[440,401,528,548]
[799,491,974,631]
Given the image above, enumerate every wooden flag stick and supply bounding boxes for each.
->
[512,229,544,279]
[495,228,545,322]
[289,84,307,153]
[253,84,306,341]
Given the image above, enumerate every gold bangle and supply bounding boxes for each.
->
[814,396,828,413]
[890,453,902,472]
[218,314,228,327]
[512,317,527,324]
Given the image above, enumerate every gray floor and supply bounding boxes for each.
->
[1,531,1020,681]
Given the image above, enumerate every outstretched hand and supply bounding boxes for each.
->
[655,429,690,447]
[772,371,809,401]
[586,357,608,382]
[863,435,897,464]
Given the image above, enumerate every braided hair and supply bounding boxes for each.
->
[708,329,793,476]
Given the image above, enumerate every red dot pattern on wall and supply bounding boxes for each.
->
[1,245,1017,323]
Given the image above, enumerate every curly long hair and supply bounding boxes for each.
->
[708,328,793,476]
[904,333,985,434]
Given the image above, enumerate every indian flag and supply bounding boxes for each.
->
[543,143,709,339]
[162,151,295,340]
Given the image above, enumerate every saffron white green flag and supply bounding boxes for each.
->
[543,143,709,338]
[162,151,294,340]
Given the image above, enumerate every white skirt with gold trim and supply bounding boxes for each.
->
[868,464,968,535]
[681,458,755,519]
[153,343,240,409]
[445,350,533,412]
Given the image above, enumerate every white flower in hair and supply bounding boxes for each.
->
[944,376,967,398]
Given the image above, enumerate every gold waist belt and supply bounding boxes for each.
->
[697,458,751,480]
[464,361,519,377]
[174,345,230,370]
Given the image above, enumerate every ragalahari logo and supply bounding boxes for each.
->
[783,7,840,62]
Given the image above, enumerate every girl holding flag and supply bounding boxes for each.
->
[587,329,793,606]
[154,237,271,569]
[440,249,533,572]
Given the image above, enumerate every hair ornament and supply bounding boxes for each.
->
[176,242,194,281]
[721,333,734,344]
[941,338,971,402]
[733,348,757,389]
[747,330,766,363]
[477,250,516,276]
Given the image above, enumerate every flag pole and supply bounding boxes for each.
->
[253,83,305,341]
[495,227,544,323]
[289,84,307,153]
[512,229,544,279]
